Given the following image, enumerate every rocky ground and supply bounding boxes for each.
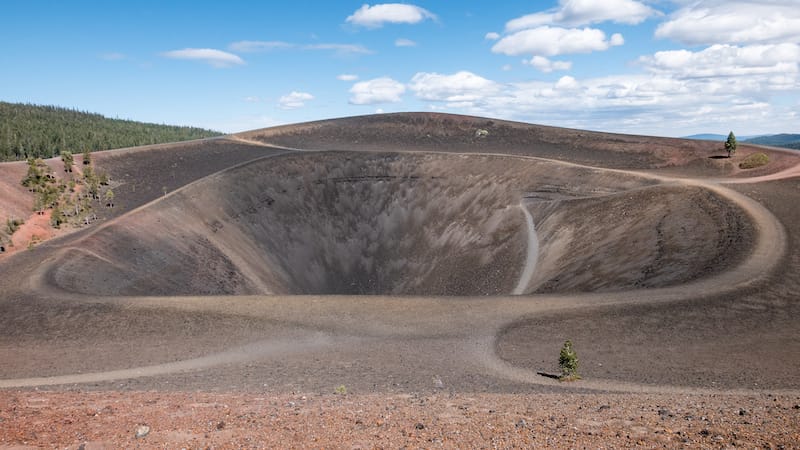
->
[1,391,798,448]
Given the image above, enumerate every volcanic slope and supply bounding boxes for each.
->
[0,112,798,397]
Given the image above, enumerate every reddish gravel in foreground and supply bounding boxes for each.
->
[1,391,798,448]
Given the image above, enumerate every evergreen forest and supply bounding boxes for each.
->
[0,101,222,162]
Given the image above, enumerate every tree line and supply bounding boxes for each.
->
[0,101,221,162]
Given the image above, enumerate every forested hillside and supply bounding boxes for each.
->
[745,134,800,150]
[0,102,222,161]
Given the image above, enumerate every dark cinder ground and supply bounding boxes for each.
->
[0,112,798,397]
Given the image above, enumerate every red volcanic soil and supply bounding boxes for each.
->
[2,391,798,448]
[1,113,799,447]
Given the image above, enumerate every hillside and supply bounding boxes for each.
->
[0,101,222,162]
[745,133,800,149]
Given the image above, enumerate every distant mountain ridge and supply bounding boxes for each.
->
[744,134,800,149]
[683,133,800,150]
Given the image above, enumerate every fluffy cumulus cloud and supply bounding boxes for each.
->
[485,32,500,41]
[337,74,359,81]
[409,71,499,104]
[641,43,800,79]
[506,0,657,31]
[346,3,436,28]
[397,67,798,135]
[349,77,406,104]
[161,48,244,68]
[492,26,623,57]
[525,56,573,73]
[656,0,800,46]
[278,91,314,109]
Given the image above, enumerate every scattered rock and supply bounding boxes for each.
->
[432,377,444,389]
[597,405,610,412]
[739,409,747,416]
[699,429,710,437]
[658,408,672,418]
[135,425,150,438]
[515,419,527,428]
[415,423,425,430]
[216,421,225,430]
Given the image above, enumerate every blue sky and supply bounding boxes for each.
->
[2,1,798,136]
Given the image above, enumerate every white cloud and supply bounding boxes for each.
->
[656,1,800,46]
[506,13,555,31]
[526,56,573,73]
[392,66,799,136]
[395,38,417,47]
[641,43,800,79]
[492,26,624,57]
[554,75,579,90]
[337,74,359,81]
[228,41,372,56]
[305,43,373,55]
[349,77,406,104]
[229,41,293,52]
[243,96,260,103]
[278,91,314,109]
[506,0,657,31]
[485,32,500,41]
[346,3,436,28]
[501,64,512,71]
[408,71,499,104]
[161,48,245,68]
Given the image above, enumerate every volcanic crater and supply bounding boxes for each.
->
[45,150,753,297]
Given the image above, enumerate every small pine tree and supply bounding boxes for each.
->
[558,340,580,381]
[21,158,43,189]
[61,151,73,172]
[725,131,737,158]
[51,206,65,228]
